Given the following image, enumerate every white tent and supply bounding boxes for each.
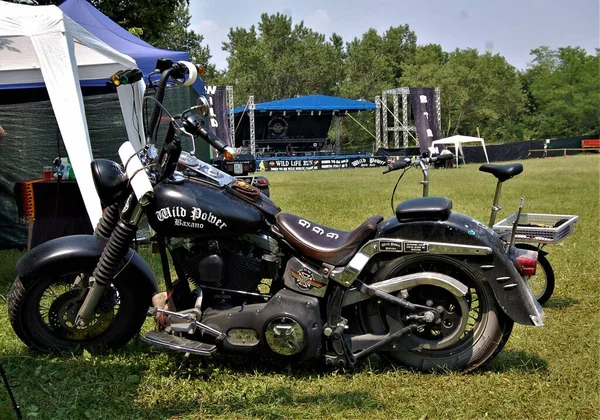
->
[431,135,490,168]
[0,1,143,227]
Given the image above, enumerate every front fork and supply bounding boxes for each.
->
[75,193,144,326]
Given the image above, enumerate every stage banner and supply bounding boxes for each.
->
[409,87,441,153]
[259,156,387,171]
[204,86,231,147]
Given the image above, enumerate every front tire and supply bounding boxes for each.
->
[8,260,148,353]
[359,255,513,372]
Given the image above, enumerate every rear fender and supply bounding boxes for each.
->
[374,213,544,326]
[15,235,158,304]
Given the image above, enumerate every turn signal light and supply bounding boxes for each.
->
[110,70,125,86]
[109,69,143,86]
[222,149,234,161]
[196,64,205,76]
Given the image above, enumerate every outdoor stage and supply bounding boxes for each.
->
[257,154,388,171]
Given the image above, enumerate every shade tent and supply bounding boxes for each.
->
[58,0,204,94]
[431,135,490,167]
[232,94,376,114]
[0,0,141,227]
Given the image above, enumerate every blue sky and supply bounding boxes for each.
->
[190,0,599,70]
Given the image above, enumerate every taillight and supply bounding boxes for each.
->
[514,249,538,276]
[256,178,268,186]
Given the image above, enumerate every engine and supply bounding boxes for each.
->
[169,233,280,306]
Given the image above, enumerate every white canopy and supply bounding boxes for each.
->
[0,1,142,227]
[431,135,490,167]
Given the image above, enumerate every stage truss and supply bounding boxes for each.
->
[375,87,441,150]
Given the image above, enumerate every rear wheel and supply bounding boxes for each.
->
[8,261,147,352]
[359,255,513,372]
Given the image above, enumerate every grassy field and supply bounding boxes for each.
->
[0,155,598,419]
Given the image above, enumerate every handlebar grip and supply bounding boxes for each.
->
[198,127,228,153]
[383,160,409,174]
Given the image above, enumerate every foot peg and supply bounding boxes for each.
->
[142,331,217,356]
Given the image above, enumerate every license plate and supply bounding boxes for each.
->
[234,163,243,174]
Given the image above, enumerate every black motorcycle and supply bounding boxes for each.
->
[8,60,544,372]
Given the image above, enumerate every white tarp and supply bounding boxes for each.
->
[0,1,140,227]
[431,135,490,167]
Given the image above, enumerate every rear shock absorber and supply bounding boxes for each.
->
[76,194,143,326]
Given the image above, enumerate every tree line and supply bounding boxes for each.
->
[26,1,600,147]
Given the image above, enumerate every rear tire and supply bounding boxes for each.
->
[8,260,148,353]
[359,255,513,372]
[527,254,555,306]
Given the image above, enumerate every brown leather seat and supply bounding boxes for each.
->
[275,213,384,266]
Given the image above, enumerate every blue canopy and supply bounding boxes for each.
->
[232,94,376,114]
[59,0,204,92]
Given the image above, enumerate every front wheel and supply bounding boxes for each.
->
[358,255,513,372]
[8,261,148,352]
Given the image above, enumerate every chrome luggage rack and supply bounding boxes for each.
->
[493,213,579,244]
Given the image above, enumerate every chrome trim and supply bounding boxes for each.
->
[342,272,468,307]
[180,158,236,187]
[329,238,492,287]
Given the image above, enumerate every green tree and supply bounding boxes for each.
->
[222,13,345,104]
[401,47,526,142]
[87,0,186,47]
[523,46,600,138]
[340,25,417,100]
[152,2,217,81]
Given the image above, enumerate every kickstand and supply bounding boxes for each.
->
[176,352,192,375]
[0,364,22,419]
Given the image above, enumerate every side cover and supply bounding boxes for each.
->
[15,235,158,303]
[376,212,543,326]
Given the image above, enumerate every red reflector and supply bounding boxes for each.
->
[515,249,538,276]
[257,179,268,186]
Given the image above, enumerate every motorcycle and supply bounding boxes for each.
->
[385,153,578,305]
[8,60,544,373]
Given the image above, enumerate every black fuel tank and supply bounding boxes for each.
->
[147,178,263,237]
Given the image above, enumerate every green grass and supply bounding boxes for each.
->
[1,155,599,419]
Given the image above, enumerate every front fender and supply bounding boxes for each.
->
[376,213,544,326]
[16,235,158,304]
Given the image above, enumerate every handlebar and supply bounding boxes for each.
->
[383,153,454,174]
[146,61,197,144]
[113,59,235,186]
[382,158,410,174]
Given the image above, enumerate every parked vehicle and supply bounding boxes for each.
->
[8,61,544,373]
[385,154,578,305]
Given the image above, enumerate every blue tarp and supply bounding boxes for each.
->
[231,94,376,114]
